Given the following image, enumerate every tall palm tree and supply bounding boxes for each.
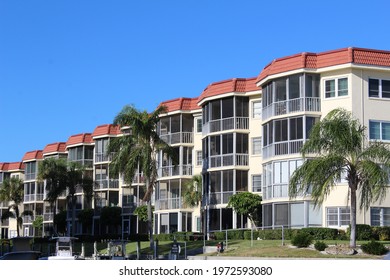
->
[0,177,33,237]
[38,158,68,234]
[38,158,94,237]
[289,108,390,248]
[107,104,176,249]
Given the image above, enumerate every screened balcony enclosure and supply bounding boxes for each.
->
[202,96,249,135]
[158,114,194,145]
[262,73,321,121]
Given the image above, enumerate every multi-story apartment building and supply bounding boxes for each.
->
[2,47,390,238]
[154,97,202,234]
[198,78,262,231]
[21,150,44,237]
[91,124,121,235]
[0,162,24,238]
[257,47,390,229]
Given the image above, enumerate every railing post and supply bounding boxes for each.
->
[281,225,285,246]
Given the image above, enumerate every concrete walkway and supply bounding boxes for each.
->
[384,251,390,260]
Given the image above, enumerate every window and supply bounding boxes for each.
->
[369,78,390,98]
[196,151,202,166]
[326,207,350,227]
[252,101,262,119]
[252,137,262,155]
[369,120,390,141]
[252,175,262,192]
[196,118,202,133]
[371,207,390,226]
[325,78,348,98]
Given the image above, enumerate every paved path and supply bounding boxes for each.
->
[384,251,390,260]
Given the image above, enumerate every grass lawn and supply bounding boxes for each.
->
[95,239,389,259]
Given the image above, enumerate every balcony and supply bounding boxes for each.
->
[43,213,54,222]
[158,164,193,178]
[94,179,119,190]
[263,184,312,201]
[23,194,44,202]
[202,117,249,135]
[262,139,304,159]
[94,152,115,163]
[262,97,321,121]
[68,159,93,168]
[24,173,36,181]
[155,198,181,210]
[160,132,193,145]
[209,153,249,168]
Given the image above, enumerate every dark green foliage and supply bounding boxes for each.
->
[299,227,339,240]
[291,232,313,248]
[100,206,122,227]
[314,241,328,251]
[77,209,94,234]
[227,192,262,227]
[134,205,154,222]
[54,210,67,234]
[347,224,373,240]
[372,226,390,241]
[361,240,388,255]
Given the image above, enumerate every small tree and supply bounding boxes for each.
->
[77,209,94,235]
[32,215,43,237]
[0,177,33,237]
[227,192,262,228]
[134,205,154,223]
[100,206,122,234]
[53,210,67,235]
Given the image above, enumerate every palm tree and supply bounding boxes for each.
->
[182,174,202,208]
[289,108,390,248]
[37,158,68,234]
[38,158,94,237]
[107,104,176,249]
[0,177,33,237]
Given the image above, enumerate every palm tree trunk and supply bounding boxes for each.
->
[350,186,357,248]
[147,199,154,250]
[71,195,76,237]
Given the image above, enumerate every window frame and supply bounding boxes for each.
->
[369,78,390,99]
[369,120,390,142]
[252,137,262,155]
[252,100,262,119]
[324,77,349,99]
[326,207,350,227]
[252,174,262,192]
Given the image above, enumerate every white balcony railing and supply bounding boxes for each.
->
[209,153,249,168]
[262,97,321,121]
[202,117,249,135]
[160,132,193,145]
[94,179,119,190]
[263,139,304,159]
[155,198,181,210]
[94,152,115,163]
[23,194,45,202]
[158,164,193,178]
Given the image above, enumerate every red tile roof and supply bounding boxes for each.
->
[7,162,24,171]
[257,47,390,84]
[0,162,24,172]
[0,162,9,171]
[22,150,43,162]
[66,133,93,147]
[91,124,121,138]
[198,77,259,104]
[158,97,201,113]
[42,142,67,155]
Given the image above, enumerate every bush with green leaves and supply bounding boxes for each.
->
[291,232,313,248]
[300,227,339,240]
[372,227,390,241]
[347,224,373,240]
[361,240,388,255]
[314,241,328,251]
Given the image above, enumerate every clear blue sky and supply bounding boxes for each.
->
[1,0,390,163]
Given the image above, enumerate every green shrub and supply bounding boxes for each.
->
[347,224,373,240]
[300,227,339,240]
[314,241,328,251]
[291,232,313,248]
[372,227,390,241]
[361,240,388,255]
